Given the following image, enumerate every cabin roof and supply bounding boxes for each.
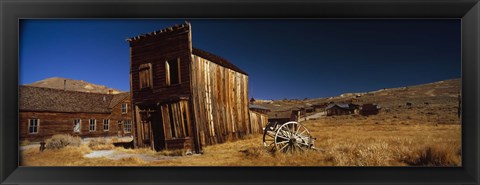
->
[267,110,292,119]
[326,103,355,110]
[248,104,270,111]
[193,48,248,75]
[109,92,130,108]
[20,86,129,113]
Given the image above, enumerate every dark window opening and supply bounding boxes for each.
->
[166,58,180,85]
[183,110,189,137]
[168,105,176,138]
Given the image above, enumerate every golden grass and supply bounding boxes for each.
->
[88,138,115,150]
[19,139,32,146]
[20,113,461,166]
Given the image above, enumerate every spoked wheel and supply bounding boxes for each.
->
[263,122,279,152]
[274,121,312,153]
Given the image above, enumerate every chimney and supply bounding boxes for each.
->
[64,80,66,91]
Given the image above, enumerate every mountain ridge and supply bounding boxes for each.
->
[25,77,124,94]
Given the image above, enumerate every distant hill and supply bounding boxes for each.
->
[254,78,461,112]
[25,77,124,94]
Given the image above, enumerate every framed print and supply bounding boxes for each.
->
[1,0,479,184]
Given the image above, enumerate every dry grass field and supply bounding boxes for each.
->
[21,120,460,166]
[20,79,461,166]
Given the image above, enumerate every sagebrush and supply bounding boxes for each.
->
[45,134,82,150]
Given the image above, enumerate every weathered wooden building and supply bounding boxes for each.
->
[248,104,270,133]
[325,103,359,116]
[19,86,133,142]
[127,23,261,153]
[359,103,381,116]
[268,110,296,124]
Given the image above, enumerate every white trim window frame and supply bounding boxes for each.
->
[28,119,39,134]
[89,119,96,132]
[124,120,132,133]
[103,119,109,131]
[73,119,81,133]
[122,103,128,114]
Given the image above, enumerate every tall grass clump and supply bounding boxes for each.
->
[399,145,461,166]
[45,134,82,150]
[88,138,114,150]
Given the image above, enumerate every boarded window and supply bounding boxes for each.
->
[124,120,132,133]
[139,63,152,89]
[165,58,180,85]
[73,119,81,133]
[103,119,109,131]
[89,119,96,132]
[28,119,39,134]
[122,103,128,114]
[160,101,190,140]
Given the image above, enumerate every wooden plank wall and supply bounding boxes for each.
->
[191,55,250,146]
[248,111,268,134]
[129,27,192,105]
[159,100,191,140]
[19,111,132,142]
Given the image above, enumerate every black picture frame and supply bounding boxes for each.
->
[1,0,479,184]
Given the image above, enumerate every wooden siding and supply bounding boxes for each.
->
[20,96,133,142]
[130,26,192,105]
[20,112,130,142]
[129,24,195,151]
[109,96,133,136]
[191,55,250,146]
[249,111,268,134]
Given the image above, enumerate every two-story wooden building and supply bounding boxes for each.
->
[19,86,133,142]
[127,22,261,153]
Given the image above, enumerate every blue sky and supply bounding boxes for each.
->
[20,19,460,100]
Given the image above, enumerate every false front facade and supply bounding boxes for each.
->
[128,23,263,153]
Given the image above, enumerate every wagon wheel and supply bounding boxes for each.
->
[274,121,311,153]
[263,122,279,152]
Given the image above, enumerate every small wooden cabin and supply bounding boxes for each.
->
[268,110,296,124]
[127,23,261,153]
[325,103,359,116]
[359,103,380,116]
[19,86,133,142]
[249,104,270,132]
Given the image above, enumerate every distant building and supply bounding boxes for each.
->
[325,103,359,116]
[312,103,329,111]
[248,104,270,132]
[19,86,132,142]
[305,107,315,113]
[268,110,295,125]
[359,103,381,116]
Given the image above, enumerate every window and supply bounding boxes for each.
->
[139,63,152,89]
[124,120,132,133]
[122,103,128,114]
[28,119,39,134]
[103,119,109,131]
[166,58,180,85]
[89,119,96,132]
[73,119,81,133]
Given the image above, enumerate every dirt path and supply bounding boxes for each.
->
[302,111,326,121]
[84,149,180,162]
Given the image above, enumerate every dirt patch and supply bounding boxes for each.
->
[84,149,180,162]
